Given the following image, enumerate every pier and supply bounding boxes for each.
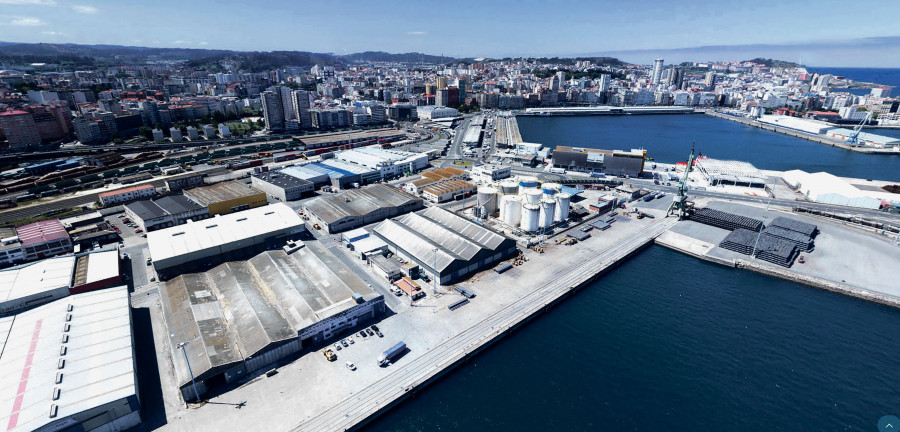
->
[522,106,697,116]
[704,110,900,154]
[291,218,676,432]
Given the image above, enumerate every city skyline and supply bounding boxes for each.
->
[1,0,900,66]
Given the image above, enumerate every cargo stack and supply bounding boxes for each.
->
[690,208,763,232]
[761,226,815,252]
[718,228,800,267]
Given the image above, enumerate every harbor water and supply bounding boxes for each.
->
[516,114,900,181]
[365,246,900,431]
[363,114,900,431]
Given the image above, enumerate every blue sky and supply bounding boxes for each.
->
[2,0,900,66]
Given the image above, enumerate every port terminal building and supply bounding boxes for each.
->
[146,203,307,278]
[160,241,385,401]
[303,184,424,234]
[373,207,518,284]
[0,286,141,432]
[551,146,645,177]
[694,158,768,188]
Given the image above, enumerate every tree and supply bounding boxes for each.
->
[13,82,39,94]
[212,111,226,124]
[139,126,153,141]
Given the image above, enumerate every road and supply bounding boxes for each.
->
[290,217,676,432]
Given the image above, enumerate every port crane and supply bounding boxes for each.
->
[667,142,696,219]
[845,111,871,147]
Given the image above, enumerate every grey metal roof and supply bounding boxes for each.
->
[373,207,515,274]
[162,242,376,388]
[253,171,313,189]
[125,199,167,220]
[155,195,204,214]
[184,180,263,205]
[304,184,421,224]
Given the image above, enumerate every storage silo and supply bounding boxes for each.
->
[477,186,499,216]
[499,179,519,195]
[522,188,543,205]
[539,198,556,228]
[518,176,540,189]
[520,204,540,232]
[500,195,522,226]
[555,192,571,222]
[541,182,562,199]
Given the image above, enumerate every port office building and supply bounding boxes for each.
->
[146,203,307,278]
[250,170,314,201]
[373,207,518,284]
[551,146,645,177]
[0,286,141,432]
[303,184,424,233]
[183,180,267,216]
[160,241,385,400]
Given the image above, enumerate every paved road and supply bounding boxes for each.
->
[291,217,676,432]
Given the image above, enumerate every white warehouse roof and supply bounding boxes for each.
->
[783,170,900,209]
[0,256,74,315]
[758,115,834,135]
[147,203,306,270]
[0,286,138,432]
[82,249,119,285]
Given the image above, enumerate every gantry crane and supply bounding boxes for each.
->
[845,111,871,147]
[667,142,696,219]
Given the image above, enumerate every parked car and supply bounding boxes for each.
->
[376,331,383,338]
[334,343,342,351]
[370,324,379,332]
[366,329,374,336]
[322,349,336,361]
[359,331,367,338]
[345,361,356,371]
[340,340,348,347]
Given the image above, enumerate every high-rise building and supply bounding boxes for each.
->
[549,75,561,92]
[651,58,664,85]
[0,110,41,149]
[555,71,566,87]
[435,89,449,107]
[456,78,468,102]
[261,91,285,132]
[597,74,611,92]
[291,90,312,129]
[665,67,684,89]
[704,71,718,90]
[436,77,449,90]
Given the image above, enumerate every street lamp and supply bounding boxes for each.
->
[432,247,438,296]
[176,341,200,403]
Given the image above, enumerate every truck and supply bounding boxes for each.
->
[549,167,566,174]
[377,341,406,366]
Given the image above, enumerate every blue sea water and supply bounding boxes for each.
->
[365,247,900,431]
[516,114,900,182]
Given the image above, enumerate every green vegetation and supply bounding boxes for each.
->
[457,104,480,114]
[187,51,338,72]
[744,58,800,68]
[13,82,39,93]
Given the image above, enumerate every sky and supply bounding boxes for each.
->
[2,0,900,66]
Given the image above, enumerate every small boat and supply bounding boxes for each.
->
[798,256,805,264]
[535,112,551,117]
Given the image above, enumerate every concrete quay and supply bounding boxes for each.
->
[291,217,677,432]
[704,111,900,154]
[657,199,900,310]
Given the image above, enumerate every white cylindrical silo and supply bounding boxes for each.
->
[542,182,562,197]
[499,179,519,195]
[554,192,571,222]
[522,188,542,205]
[520,204,540,232]
[539,198,556,228]
[518,176,540,189]
[500,195,522,226]
[477,186,498,216]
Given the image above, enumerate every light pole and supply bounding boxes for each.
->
[432,247,438,296]
[176,341,200,403]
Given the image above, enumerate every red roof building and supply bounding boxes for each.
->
[15,219,72,260]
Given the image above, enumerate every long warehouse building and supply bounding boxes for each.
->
[373,206,518,284]
[0,286,141,432]
[551,146,645,177]
[303,184,424,233]
[147,203,307,278]
[161,241,385,401]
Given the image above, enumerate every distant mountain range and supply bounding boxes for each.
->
[0,42,455,70]
[584,36,900,68]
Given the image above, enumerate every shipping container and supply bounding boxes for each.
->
[378,341,406,366]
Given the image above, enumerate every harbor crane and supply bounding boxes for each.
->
[667,142,697,219]
[845,111,871,147]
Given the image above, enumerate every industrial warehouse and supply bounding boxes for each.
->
[146,203,307,278]
[373,207,518,284]
[303,184,424,233]
[160,241,385,401]
[0,249,120,315]
[550,146,645,176]
[124,195,209,232]
[0,286,141,432]
[250,170,314,201]
[183,180,268,216]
